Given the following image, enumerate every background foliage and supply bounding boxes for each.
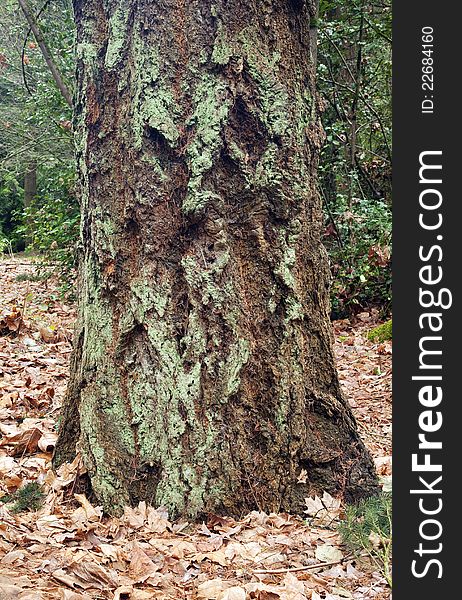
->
[1,0,392,315]
[0,0,76,271]
[318,0,392,316]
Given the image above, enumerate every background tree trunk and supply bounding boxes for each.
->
[55,0,378,517]
[23,159,37,248]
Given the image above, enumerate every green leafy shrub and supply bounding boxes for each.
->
[339,493,392,586]
[1,0,76,263]
[317,1,392,317]
[324,194,392,317]
[16,166,79,293]
[0,236,13,256]
[0,171,24,251]
[367,319,392,342]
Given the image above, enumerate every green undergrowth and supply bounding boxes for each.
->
[15,272,50,283]
[0,482,45,513]
[339,492,392,587]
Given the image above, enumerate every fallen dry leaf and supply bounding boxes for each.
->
[315,544,344,563]
[197,578,226,599]
[218,586,246,600]
[128,542,161,583]
[304,492,342,526]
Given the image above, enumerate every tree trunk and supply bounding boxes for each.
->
[55,0,378,518]
[24,159,36,202]
[24,159,37,248]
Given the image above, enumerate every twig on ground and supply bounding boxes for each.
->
[253,558,345,575]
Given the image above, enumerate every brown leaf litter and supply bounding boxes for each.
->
[0,257,391,599]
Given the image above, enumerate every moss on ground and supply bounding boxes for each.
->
[367,320,392,342]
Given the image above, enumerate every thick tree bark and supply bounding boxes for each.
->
[55,0,378,517]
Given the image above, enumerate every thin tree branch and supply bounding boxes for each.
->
[354,153,381,199]
[17,0,73,107]
[319,186,345,253]
[363,15,392,44]
[319,73,392,163]
[21,0,53,98]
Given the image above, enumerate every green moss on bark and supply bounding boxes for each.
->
[104,6,131,70]
[131,29,180,151]
[183,75,232,216]
[212,23,233,66]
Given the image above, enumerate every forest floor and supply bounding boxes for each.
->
[0,257,392,600]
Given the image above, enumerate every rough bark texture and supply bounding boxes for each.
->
[55,0,379,518]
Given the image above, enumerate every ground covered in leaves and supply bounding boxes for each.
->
[0,258,392,600]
